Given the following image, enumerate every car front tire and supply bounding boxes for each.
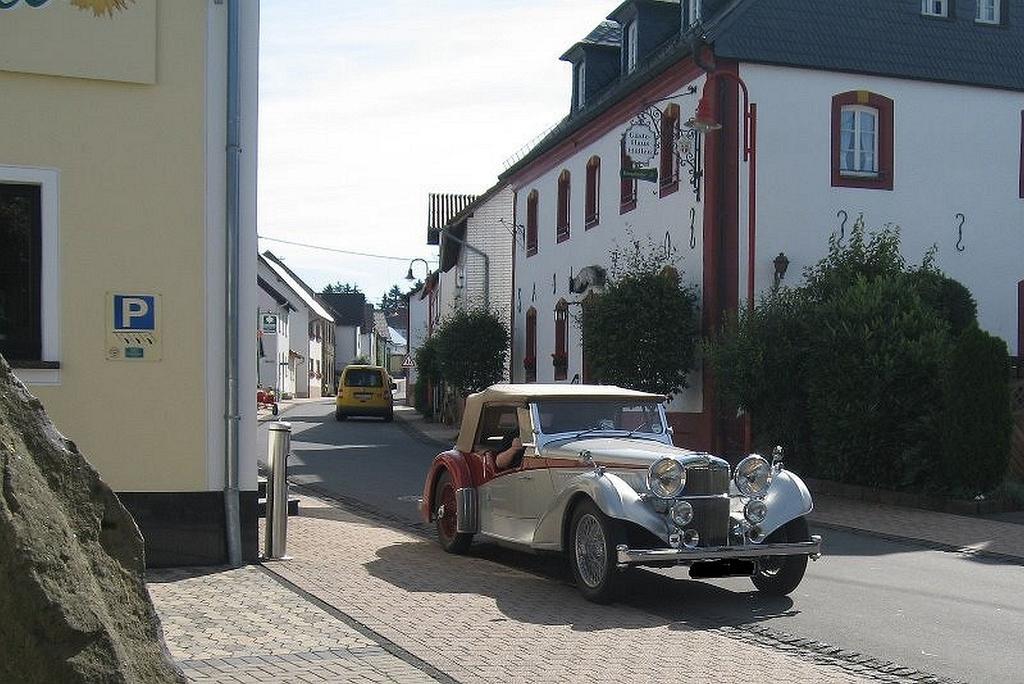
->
[750,516,810,596]
[568,499,621,604]
[433,470,472,554]
[335,409,346,421]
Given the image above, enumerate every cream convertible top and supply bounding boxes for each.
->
[455,384,666,453]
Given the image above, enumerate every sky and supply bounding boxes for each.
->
[257,0,614,306]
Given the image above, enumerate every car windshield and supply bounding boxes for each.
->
[534,400,665,436]
[345,369,382,387]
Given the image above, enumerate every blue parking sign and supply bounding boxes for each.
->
[113,295,156,331]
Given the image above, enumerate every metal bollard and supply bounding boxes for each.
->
[265,421,292,560]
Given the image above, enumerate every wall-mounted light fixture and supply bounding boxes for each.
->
[773,252,790,289]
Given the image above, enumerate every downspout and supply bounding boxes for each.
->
[440,228,490,311]
[224,0,242,567]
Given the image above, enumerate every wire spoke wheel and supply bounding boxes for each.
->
[574,513,608,588]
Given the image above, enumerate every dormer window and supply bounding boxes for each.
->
[921,0,948,17]
[625,20,638,73]
[976,0,1000,23]
[575,62,587,109]
[686,0,701,27]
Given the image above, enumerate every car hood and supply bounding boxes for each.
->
[539,437,729,470]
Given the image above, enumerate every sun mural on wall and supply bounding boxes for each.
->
[0,0,133,15]
[70,0,133,16]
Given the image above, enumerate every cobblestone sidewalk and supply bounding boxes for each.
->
[148,565,435,683]
[148,496,884,683]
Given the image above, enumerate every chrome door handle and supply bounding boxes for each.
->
[517,474,533,480]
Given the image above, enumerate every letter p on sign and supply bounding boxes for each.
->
[114,295,156,330]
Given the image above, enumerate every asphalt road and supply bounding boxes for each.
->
[260,400,1024,684]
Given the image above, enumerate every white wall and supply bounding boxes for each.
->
[741,64,1024,352]
[464,185,515,379]
[335,324,359,369]
[407,289,428,388]
[512,74,709,414]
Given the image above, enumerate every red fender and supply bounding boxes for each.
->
[421,450,474,523]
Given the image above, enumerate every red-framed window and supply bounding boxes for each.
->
[659,103,680,197]
[526,190,538,256]
[553,299,568,381]
[585,156,601,228]
[556,170,571,243]
[620,139,637,213]
[831,91,894,191]
[525,307,537,383]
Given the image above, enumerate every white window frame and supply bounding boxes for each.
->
[687,0,701,26]
[1,165,60,385]
[921,0,948,16]
[839,105,880,177]
[976,0,1000,23]
[626,21,639,73]
[576,61,586,109]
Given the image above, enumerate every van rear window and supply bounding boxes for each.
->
[345,369,382,387]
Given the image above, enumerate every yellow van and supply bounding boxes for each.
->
[336,365,395,422]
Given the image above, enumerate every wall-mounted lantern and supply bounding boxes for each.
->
[773,252,790,290]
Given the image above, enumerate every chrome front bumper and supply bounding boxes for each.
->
[616,535,822,566]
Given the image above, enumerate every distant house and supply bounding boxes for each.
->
[259,252,335,398]
[320,291,366,378]
[257,276,297,398]
[426,185,515,380]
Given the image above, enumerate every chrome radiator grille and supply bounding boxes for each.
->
[683,465,730,496]
[688,497,730,547]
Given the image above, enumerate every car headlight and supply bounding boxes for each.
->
[647,458,686,499]
[734,455,772,498]
[744,498,767,524]
[670,500,694,527]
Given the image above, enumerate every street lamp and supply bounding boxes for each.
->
[405,258,430,282]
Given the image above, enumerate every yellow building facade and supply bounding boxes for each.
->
[0,0,260,566]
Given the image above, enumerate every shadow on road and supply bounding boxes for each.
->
[364,539,795,633]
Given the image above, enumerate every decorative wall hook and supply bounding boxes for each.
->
[531,283,536,302]
[663,231,673,258]
[689,207,697,249]
[954,213,966,252]
[552,272,557,294]
[835,210,849,246]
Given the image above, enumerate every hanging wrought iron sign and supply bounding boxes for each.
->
[623,121,659,168]
[675,125,703,201]
[620,91,703,198]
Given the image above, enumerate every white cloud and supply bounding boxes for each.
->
[259,0,615,302]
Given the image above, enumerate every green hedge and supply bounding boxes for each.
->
[710,217,1013,497]
[939,325,1013,495]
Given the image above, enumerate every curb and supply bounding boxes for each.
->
[808,519,1024,566]
[392,409,456,450]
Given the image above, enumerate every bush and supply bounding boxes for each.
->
[708,289,813,468]
[711,215,1009,496]
[433,307,508,395]
[582,235,699,396]
[804,275,949,488]
[938,326,1013,496]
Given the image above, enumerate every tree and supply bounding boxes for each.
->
[433,307,508,395]
[380,284,405,317]
[581,234,699,396]
[321,282,361,294]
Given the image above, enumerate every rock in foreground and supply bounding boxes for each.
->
[0,355,184,684]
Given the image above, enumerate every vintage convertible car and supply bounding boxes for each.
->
[421,384,821,602]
